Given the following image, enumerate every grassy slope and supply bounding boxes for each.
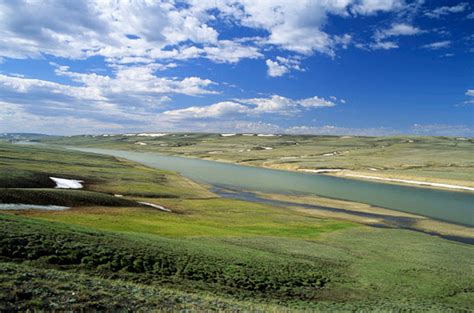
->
[1,142,473,310]
[0,143,212,199]
[41,133,474,187]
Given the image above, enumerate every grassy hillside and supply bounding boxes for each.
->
[1,142,473,311]
[41,133,474,187]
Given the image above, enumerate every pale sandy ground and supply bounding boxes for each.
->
[340,173,474,192]
[257,192,474,240]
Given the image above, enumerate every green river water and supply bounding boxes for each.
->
[74,148,474,227]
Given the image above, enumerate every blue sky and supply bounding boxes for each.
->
[0,0,473,136]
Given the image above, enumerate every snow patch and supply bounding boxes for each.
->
[257,134,276,137]
[50,177,83,189]
[135,142,147,145]
[221,133,236,137]
[138,201,172,212]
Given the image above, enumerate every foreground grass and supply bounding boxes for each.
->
[0,262,280,311]
[2,214,472,311]
[21,198,356,239]
[41,133,474,187]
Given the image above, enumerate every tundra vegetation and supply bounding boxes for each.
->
[0,140,473,311]
[39,133,474,189]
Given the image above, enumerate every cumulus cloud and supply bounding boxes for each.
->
[266,56,303,77]
[425,2,470,18]
[0,0,414,65]
[161,95,336,120]
[266,60,289,77]
[161,101,249,120]
[0,65,218,131]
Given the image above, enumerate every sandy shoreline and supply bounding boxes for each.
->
[337,173,474,192]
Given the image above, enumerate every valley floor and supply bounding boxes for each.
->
[0,142,473,311]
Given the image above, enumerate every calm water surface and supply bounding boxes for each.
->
[74,148,474,226]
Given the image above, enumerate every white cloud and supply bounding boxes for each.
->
[266,56,303,77]
[0,65,219,131]
[375,23,422,41]
[285,125,399,136]
[411,124,474,137]
[162,95,336,120]
[370,41,399,50]
[161,101,249,120]
[369,23,422,50]
[0,1,261,65]
[351,0,406,15]
[0,0,413,66]
[266,60,289,77]
[467,12,474,19]
[465,89,474,104]
[421,40,451,50]
[425,2,470,18]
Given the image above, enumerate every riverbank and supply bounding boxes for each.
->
[251,191,474,242]
[37,133,474,193]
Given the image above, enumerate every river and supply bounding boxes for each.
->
[72,147,474,227]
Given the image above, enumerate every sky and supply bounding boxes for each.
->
[0,0,473,136]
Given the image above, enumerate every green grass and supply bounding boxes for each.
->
[0,262,280,311]
[0,143,212,199]
[0,214,337,302]
[1,141,473,311]
[23,198,356,239]
[0,188,141,207]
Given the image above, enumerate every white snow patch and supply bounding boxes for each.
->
[300,169,345,173]
[114,194,123,197]
[368,168,379,171]
[221,133,236,137]
[323,152,336,156]
[135,142,147,146]
[50,177,83,189]
[280,156,298,160]
[262,146,273,150]
[257,134,276,137]
[242,133,255,136]
[138,202,172,212]
[137,133,168,137]
[340,136,352,139]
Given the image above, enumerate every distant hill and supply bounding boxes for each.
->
[0,133,54,141]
